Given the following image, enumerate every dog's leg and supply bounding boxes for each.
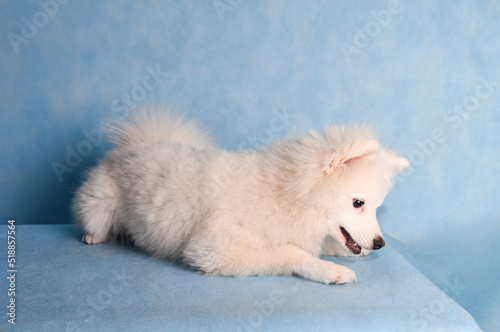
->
[73,166,120,245]
[280,244,357,284]
[191,244,357,284]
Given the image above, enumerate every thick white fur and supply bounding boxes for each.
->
[73,110,409,284]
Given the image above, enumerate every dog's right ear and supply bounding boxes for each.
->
[324,139,380,175]
[389,156,410,177]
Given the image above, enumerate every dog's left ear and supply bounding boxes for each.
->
[325,139,380,175]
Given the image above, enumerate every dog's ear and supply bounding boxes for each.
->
[324,139,380,175]
[390,156,410,176]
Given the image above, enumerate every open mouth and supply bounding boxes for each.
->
[340,227,362,255]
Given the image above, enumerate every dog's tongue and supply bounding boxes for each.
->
[340,227,362,255]
[346,238,362,255]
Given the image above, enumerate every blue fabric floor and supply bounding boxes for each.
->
[0,225,481,331]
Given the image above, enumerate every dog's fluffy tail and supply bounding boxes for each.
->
[108,109,213,148]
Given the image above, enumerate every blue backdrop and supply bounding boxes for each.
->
[1,1,499,330]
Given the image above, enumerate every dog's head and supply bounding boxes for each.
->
[322,128,409,254]
[286,126,408,255]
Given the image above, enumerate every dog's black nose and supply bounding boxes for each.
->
[373,237,385,250]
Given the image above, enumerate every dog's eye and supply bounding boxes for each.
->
[353,199,365,208]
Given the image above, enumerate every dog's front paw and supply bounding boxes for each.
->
[330,264,357,284]
[82,233,105,245]
[318,262,357,284]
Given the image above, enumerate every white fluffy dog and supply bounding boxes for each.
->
[73,110,409,284]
